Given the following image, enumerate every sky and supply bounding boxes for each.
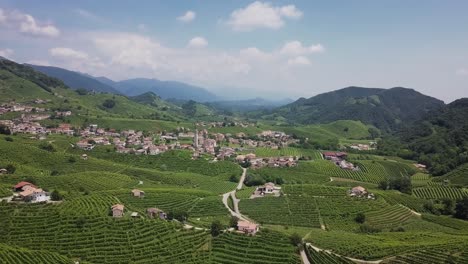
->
[0,0,467,102]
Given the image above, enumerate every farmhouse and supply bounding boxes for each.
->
[0,168,7,174]
[19,186,50,202]
[237,221,259,235]
[252,182,282,198]
[111,204,124,218]
[81,154,88,160]
[131,212,139,218]
[131,189,145,198]
[13,181,37,192]
[147,208,167,219]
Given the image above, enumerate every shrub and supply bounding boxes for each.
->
[359,223,381,234]
[4,136,13,142]
[51,190,63,201]
[39,142,56,152]
[289,233,302,246]
[102,99,116,109]
[355,212,366,223]
[68,156,77,163]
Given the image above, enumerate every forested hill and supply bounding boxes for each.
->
[28,64,121,94]
[398,98,468,175]
[258,86,444,131]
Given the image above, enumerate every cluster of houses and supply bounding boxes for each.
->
[348,142,377,151]
[236,153,297,169]
[11,181,50,203]
[348,186,375,199]
[322,152,359,171]
[195,121,254,128]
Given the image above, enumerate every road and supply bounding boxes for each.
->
[221,167,250,222]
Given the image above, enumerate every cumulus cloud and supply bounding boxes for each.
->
[187,37,208,48]
[227,1,302,31]
[0,8,60,37]
[280,41,324,55]
[0,48,14,58]
[177,11,196,23]
[456,68,468,76]
[49,47,89,60]
[287,56,311,66]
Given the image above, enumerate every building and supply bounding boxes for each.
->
[350,186,367,196]
[111,204,124,218]
[19,186,50,202]
[147,208,167,219]
[13,181,37,192]
[131,189,145,198]
[237,221,259,235]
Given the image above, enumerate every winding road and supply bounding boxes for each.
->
[221,168,250,222]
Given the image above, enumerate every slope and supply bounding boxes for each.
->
[28,64,120,94]
[262,86,444,131]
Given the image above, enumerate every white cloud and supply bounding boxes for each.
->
[0,48,13,58]
[227,1,302,31]
[280,41,324,55]
[187,37,208,48]
[177,11,196,23]
[287,56,311,66]
[0,8,60,37]
[26,60,51,66]
[456,68,468,76]
[49,47,89,60]
[0,9,6,23]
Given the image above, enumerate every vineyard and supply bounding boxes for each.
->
[241,147,323,159]
[305,245,354,264]
[0,243,72,264]
[365,204,416,229]
[381,249,468,264]
[413,187,468,200]
[210,231,301,264]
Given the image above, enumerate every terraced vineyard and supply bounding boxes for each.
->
[381,249,468,264]
[115,189,228,218]
[365,204,416,229]
[0,203,212,263]
[0,243,72,264]
[211,231,301,264]
[305,245,353,264]
[377,191,428,213]
[413,187,468,200]
[243,147,323,159]
[239,196,321,228]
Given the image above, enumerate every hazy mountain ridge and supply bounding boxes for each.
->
[28,65,121,94]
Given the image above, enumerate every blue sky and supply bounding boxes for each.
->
[0,0,467,101]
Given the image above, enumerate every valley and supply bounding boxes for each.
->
[0,57,467,264]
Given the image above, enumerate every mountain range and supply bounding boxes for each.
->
[257,86,445,131]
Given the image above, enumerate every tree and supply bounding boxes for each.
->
[355,212,366,223]
[51,190,63,201]
[39,142,56,152]
[5,164,16,174]
[210,220,223,237]
[229,216,239,228]
[76,88,88,95]
[0,124,11,135]
[102,99,116,109]
[68,156,77,163]
[454,197,468,220]
[289,233,302,246]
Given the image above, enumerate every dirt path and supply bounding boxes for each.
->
[300,249,311,264]
[305,243,383,264]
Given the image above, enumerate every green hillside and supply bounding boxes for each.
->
[258,86,444,131]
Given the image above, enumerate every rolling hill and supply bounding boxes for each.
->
[259,86,445,131]
[99,77,218,102]
[28,64,121,94]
